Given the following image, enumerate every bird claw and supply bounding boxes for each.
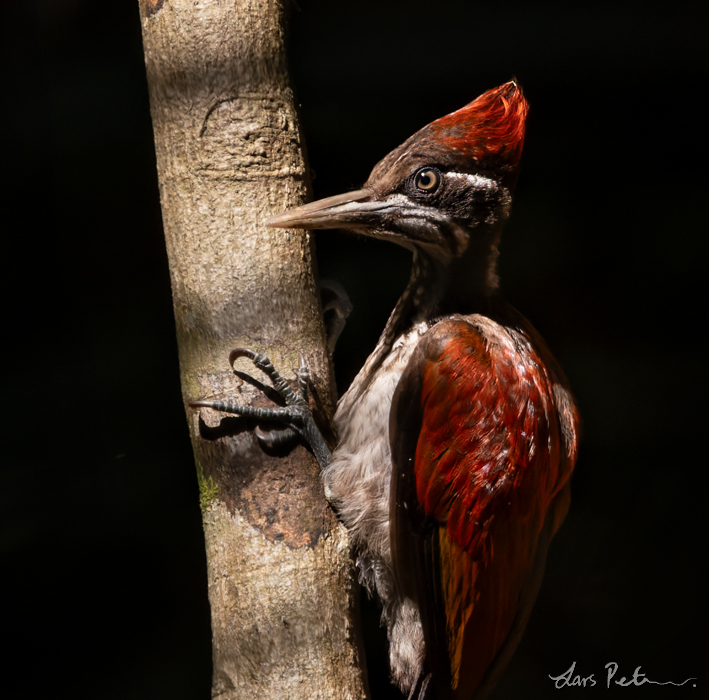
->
[254,425,299,449]
[190,348,332,468]
[228,347,308,407]
[320,279,353,353]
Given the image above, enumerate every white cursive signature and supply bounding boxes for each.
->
[549,661,697,689]
[605,662,697,688]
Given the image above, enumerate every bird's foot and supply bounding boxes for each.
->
[190,348,332,469]
[320,279,353,353]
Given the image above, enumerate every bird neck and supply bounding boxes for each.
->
[346,233,501,401]
[378,234,502,356]
[436,232,503,316]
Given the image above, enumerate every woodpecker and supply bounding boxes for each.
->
[192,82,579,699]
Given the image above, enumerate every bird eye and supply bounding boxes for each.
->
[413,168,440,192]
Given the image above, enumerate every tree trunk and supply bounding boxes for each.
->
[138,1,368,697]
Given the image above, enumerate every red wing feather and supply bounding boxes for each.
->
[390,314,577,698]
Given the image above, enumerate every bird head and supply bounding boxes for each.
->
[267,81,528,265]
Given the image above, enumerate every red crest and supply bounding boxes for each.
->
[430,81,529,173]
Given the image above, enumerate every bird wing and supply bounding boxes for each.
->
[390,315,577,699]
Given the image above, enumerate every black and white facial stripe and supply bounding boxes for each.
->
[367,167,511,258]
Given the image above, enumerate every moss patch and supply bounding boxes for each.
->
[196,461,219,513]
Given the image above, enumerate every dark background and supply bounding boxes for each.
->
[2,1,706,698]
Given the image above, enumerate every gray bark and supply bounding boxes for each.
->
[138,1,368,697]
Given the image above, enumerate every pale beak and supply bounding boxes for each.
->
[265,189,388,230]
